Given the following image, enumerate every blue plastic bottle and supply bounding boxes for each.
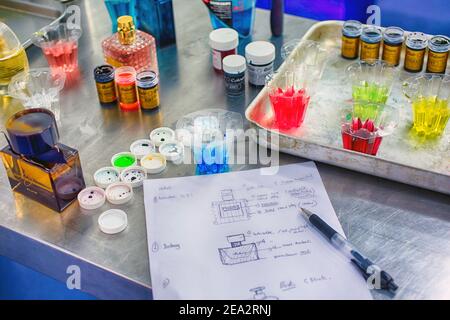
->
[104,0,137,33]
[136,0,176,47]
[202,0,256,38]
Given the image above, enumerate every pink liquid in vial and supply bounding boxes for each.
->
[42,40,79,74]
[269,86,310,130]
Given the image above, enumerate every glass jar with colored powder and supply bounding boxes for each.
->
[341,20,362,59]
[245,41,275,87]
[209,28,239,72]
[115,66,139,110]
[360,26,382,61]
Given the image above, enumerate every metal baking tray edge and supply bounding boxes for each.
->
[245,20,450,195]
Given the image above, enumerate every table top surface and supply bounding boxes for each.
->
[0,0,449,300]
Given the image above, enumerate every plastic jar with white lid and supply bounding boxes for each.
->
[209,28,239,72]
[223,54,246,96]
[245,41,276,86]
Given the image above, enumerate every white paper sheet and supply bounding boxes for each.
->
[144,162,372,300]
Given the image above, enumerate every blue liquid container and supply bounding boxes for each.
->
[203,0,256,38]
[195,140,229,175]
[104,0,137,33]
[136,0,176,47]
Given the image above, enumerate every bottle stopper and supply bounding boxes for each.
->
[120,166,147,188]
[150,127,175,147]
[105,182,133,205]
[98,209,128,234]
[94,167,120,189]
[77,186,106,210]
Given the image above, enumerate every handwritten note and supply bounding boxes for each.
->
[144,162,372,299]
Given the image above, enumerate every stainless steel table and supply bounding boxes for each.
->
[1,0,449,300]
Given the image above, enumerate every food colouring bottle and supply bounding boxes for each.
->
[94,65,117,104]
[223,54,246,96]
[360,26,382,61]
[209,28,239,72]
[341,20,362,59]
[136,70,160,110]
[382,27,404,66]
[404,32,428,73]
[115,66,139,111]
[245,41,275,86]
[426,35,450,74]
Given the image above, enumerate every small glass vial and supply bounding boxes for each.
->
[136,70,160,110]
[426,35,450,74]
[245,41,276,87]
[341,20,362,59]
[209,28,239,72]
[94,65,117,104]
[360,26,382,61]
[404,32,428,73]
[223,55,246,96]
[382,27,404,66]
[115,66,139,111]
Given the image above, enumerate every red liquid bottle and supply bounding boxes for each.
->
[115,66,139,111]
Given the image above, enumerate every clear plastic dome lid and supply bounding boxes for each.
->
[0,22,22,59]
[176,109,243,147]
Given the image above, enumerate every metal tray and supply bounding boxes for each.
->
[245,20,450,195]
[0,0,63,48]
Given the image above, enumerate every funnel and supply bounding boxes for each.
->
[8,68,66,121]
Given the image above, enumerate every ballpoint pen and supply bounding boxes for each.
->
[300,207,398,294]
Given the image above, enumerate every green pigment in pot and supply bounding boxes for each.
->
[113,155,135,168]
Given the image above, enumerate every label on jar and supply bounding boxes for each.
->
[341,35,360,59]
[212,49,223,70]
[382,42,402,66]
[224,72,245,95]
[404,47,426,72]
[95,80,117,103]
[426,50,449,73]
[248,62,274,86]
[138,85,160,109]
[117,83,138,104]
[360,41,380,60]
[203,0,232,27]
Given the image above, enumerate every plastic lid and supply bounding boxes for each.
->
[120,166,146,188]
[150,127,175,147]
[98,209,128,234]
[245,41,275,65]
[130,139,155,159]
[223,55,246,74]
[111,152,137,171]
[159,141,184,162]
[209,28,239,51]
[140,152,167,174]
[77,186,106,210]
[94,166,120,188]
[105,182,133,205]
[5,108,59,156]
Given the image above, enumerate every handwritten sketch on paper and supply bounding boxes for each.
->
[144,162,373,300]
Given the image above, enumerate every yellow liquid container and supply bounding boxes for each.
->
[0,22,29,95]
[412,96,450,137]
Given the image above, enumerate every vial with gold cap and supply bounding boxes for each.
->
[101,15,158,74]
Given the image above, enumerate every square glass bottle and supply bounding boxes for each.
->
[1,144,85,212]
[1,108,85,212]
[101,15,158,74]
